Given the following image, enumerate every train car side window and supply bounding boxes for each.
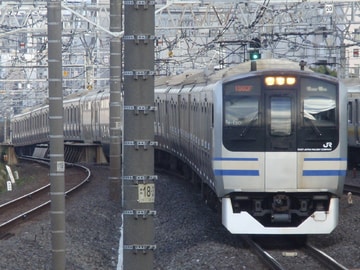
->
[348,101,353,124]
[356,99,359,124]
[211,104,214,128]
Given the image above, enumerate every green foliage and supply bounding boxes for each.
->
[0,164,36,193]
[0,179,5,193]
[0,164,7,193]
[310,65,337,77]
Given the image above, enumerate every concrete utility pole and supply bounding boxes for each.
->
[47,0,65,269]
[109,0,122,201]
[122,0,156,269]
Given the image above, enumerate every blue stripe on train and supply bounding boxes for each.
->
[213,157,258,161]
[302,170,347,176]
[303,157,347,176]
[215,169,346,176]
[214,169,259,176]
[304,157,347,161]
[213,157,259,176]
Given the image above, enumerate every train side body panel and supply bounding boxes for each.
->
[11,90,110,148]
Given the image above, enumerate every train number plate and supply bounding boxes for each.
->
[138,183,155,203]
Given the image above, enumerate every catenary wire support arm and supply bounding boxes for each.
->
[61,3,124,38]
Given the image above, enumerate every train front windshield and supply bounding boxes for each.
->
[222,74,338,152]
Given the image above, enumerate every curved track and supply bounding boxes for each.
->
[304,243,348,270]
[0,157,91,239]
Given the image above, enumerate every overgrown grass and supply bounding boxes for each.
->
[0,163,35,194]
[0,163,7,193]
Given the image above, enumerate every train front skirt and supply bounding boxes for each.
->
[222,197,339,234]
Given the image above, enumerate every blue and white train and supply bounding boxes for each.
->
[10,58,348,235]
[154,59,347,234]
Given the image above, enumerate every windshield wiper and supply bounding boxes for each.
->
[240,113,258,137]
[305,118,322,137]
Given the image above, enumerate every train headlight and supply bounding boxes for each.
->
[276,77,285,85]
[265,76,296,86]
[265,77,275,86]
[286,77,296,85]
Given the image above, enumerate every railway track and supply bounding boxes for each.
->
[0,157,91,239]
[344,183,360,196]
[242,236,348,270]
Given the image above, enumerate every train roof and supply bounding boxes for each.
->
[13,89,109,116]
[155,58,313,87]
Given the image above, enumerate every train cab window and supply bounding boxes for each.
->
[223,75,339,152]
[298,77,338,151]
[270,96,291,136]
[224,96,258,127]
[303,96,336,127]
[301,78,337,124]
[223,77,263,151]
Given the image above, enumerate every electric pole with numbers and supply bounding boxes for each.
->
[109,0,122,202]
[122,0,156,269]
[47,0,65,269]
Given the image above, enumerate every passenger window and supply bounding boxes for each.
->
[348,101,353,124]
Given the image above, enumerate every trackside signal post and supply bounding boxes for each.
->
[123,0,156,269]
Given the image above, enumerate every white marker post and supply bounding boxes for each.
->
[6,165,15,184]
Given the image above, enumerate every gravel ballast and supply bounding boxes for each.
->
[1,163,360,269]
[0,164,121,270]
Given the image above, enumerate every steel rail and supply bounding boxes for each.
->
[343,184,360,196]
[241,236,286,270]
[0,158,91,238]
[0,184,50,209]
[305,243,348,270]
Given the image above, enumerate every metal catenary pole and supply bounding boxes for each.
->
[122,0,156,269]
[109,0,123,202]
[47,0,66,269]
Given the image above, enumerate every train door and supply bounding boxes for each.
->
[355,99,359,143]
[348,98,360,146]
[264,91,297,190]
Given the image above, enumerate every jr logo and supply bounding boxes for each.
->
[323,142,332,148]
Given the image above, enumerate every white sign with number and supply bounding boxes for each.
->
[6,165,15,184]
[325,4,333,14]
[57,161,65,172]
[7,181,12,191]
[138,183,155,203]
